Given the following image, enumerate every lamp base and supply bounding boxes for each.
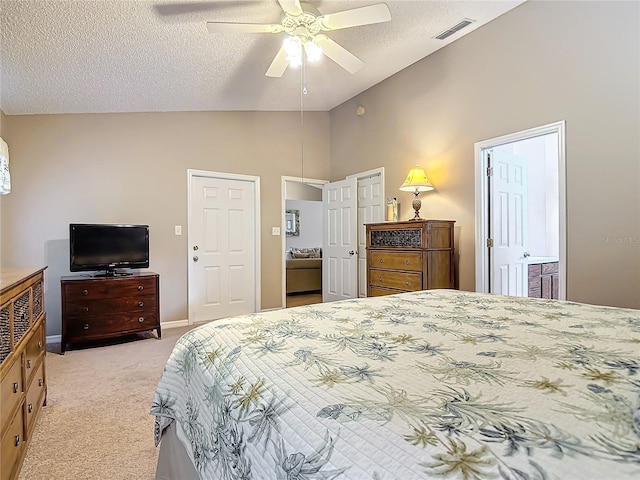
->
[410,193,422,221]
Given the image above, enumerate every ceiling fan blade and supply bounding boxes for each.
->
[265,45,289,78]
[278,0,303,17]
[206,22,283,34]
[318,4,391,31]
[314,35,364,74]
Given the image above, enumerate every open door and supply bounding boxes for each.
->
[349,168,385,297]
[489,149,529,296]
[322,177,358,302]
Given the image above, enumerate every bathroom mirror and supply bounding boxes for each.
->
[285,209,300,236]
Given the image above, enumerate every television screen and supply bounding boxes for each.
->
[70,224,149,274]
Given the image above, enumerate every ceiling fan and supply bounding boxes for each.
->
[205,0,391,77]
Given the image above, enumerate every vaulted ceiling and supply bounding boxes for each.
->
[0,0,525,114]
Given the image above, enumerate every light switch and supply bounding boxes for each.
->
[272,227,281,236]
[174,225,182,236]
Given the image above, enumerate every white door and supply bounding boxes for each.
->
[189,174,257,322]
[355,173,384,297]
[322,177,358,302]
[489,149,529,296]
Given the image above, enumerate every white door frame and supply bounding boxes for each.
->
[187,169,261,323]
[474,121,566,299]
[280,175,328,308]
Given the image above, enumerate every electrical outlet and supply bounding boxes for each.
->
[175,225,182,236]
[272,227,281,236]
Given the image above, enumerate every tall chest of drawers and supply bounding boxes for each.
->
[0,267,47,480]
[366,220,455,296]
[60,272,161,353]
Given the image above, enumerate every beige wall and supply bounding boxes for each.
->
[330,1,640,308]
[1,111,330,335]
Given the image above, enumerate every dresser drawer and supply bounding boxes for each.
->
[370,269,423,291]
[528,264,542,277]
[25,360,45,438]
[64,294,156,317]
[24,321,45,384]
[0,406,24,480]
[1,355,23,435]
[63,276,157,301]
[542,262,559,274]
[369,286,402,297]
[66,311,158,340]
[369,251,422,272]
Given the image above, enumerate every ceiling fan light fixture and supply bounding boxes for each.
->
[283,35,323,68]
[284,36,303,66]
[304,39,322,63]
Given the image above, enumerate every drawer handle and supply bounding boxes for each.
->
[138,317,144,323]
[379,258,384,263]
[38,340,42,349]
[28,403,33,413]
[83,306,89,312]
[405,260,410,265]
[14,435,20,447]
[378,276,383,282]
[138,301,144,307]
[82,289,88,295]
[137,285,144,291]
[405,281,410,285]
[13,382,19,393]
[83,324,89,330]
[39,378,43,387]
[27,359,32,369]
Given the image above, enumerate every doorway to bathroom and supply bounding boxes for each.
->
[475,121,566,299]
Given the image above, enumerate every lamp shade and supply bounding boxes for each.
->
[399,166,434,192]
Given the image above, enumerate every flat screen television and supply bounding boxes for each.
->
[69,223,149,276]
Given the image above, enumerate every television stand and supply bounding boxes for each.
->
[60,271,161,353]
[93,270,133,277]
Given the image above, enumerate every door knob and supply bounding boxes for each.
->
[193,256,199,262]
[523,252,530,258]
[348,250,355,256]
[193,245,199,251]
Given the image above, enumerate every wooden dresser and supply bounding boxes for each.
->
[60,272,161,353]
[1,267,47,480]
[366,220,455,296]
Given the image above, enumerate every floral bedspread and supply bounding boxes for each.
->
[151,290,640,479]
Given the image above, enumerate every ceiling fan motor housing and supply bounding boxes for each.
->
[281,3,322,40]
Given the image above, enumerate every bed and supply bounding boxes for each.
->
[151,289,640,479]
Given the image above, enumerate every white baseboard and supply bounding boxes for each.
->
[260,307,283,312]
[161,319,190,329]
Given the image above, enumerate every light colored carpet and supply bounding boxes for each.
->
[19,325,196,480]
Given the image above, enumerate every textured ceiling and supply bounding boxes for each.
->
[0,0,525,114]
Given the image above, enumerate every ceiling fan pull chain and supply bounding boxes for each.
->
[300,62,305,182]
[302,57,308,95]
